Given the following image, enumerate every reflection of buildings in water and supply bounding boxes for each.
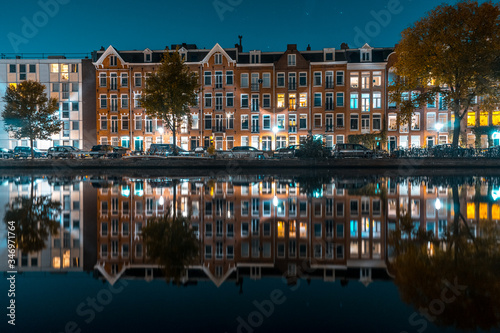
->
[0,178,96,273]
[95,177,390,286]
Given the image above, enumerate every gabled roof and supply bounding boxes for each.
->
[93,45,127,67]
[201,43,236,65]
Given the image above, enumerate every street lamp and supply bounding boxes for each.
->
[435,123,443,132]
[272,126,279,150]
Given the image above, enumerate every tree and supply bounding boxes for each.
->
[2,80,60,158]
[139,51,199,155]
[141,212,199,285]
[389,1,500,148]
[3,175,61,253]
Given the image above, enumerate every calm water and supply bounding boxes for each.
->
[0,172,499,333]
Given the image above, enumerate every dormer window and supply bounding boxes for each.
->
[214,53,222,65]
[110,55,117,66]
[323,48,335,61]
[250,50,261,64]
[144,49,152,63]
[361,51,371,62]
[145,53,151,62]
[288,54,296,66]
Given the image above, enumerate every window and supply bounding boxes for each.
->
[299,114,307,129]
[350,114,359,130]
[288,54,296,66]
[215,93,223,110]
[191,114,199,129]
[99,73,106,87]
[241,94,249,108]
[72,121,79,130]
[361,50,371,61]
[299,93,307,108]
[52,83,59,92]
[289,94,296,110]
[214,53,222,64]
[110,55,117,66]
[373,114,381,131]
[411,113,420,130]
[226,92,234,107]
[134,73,142,87]
[70,64,78,73]
[72,83,78,92]
[277,94,285,108]
[215,71,223,88]
[263,94,271,108]
[350,93,359,109]
[240,73,249,88]
[110,95,118,111]
[361,93,370,112]
[427,113,437,130]
[134,93,141,108]
[336,113,344,128]
[373,71,381,87]
[373,92,381,108]
[100,116,107,130]
[277,73,285,87]
[135,116,142,130]
[262,73,270,88]
[314,114,322,128]
[226,70,234,85]
[288,72,296,90]
[120,73,128,87]
[122,116,129,130]
[241,115,249,130]
[204,71,212,85]
[325,71,334,88]
[361,72,370,89]
[314,93,322,107]
[361,114,370,132]
[336,71,344,85]
[227,115,234,129]
[314,72,322,86]
[205,114,212,130]
[9,64,16,73]
[121,94,128,108]
[336,92,344,107]
[110,73,117,90]
[350,73,359,88]
[100,94,107,109]
[251,94,259,111]
[299,72,307,86]
[204,93,212,108]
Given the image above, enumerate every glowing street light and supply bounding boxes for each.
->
[435,123,443,132]
[273,195,279,207]
[435,198,442,210]
[158,127,164,144]
[272,126,279,150]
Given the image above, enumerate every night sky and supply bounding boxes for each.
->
[0,0,478,55]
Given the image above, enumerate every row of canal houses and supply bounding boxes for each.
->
[1,39,498,151]
[1,175,495,287]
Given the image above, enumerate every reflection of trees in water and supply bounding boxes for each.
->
[3,179,61,253]
[389,184,500,331]
[142,212,199,285]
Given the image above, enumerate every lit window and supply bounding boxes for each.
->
[288,54,296,66]
[480,111,488,126]
[277,221,285,238]
[50,64,59,73]
[479,203,488,220]
[467,202,475,219]
[492,204,500,220]
[467,112,476,127]
[492,111,500,126]
[350,73,359,88]
[299,93,307,107]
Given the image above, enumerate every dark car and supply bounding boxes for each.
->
[147,144,189,156]
[230,146,265,159]
[47,146,87,159]
[273,145,302,158]
[0,148,13,159]
[334,143,373,158]
[13,146,46,159]
[90,145,130,158]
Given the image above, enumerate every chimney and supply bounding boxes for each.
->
[306,44,311,51]
[340,42,349,50]
[287,44,297,51]
[238,35,243,52]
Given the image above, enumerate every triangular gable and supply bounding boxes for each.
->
[143,48,152,54]
[360,43,373,50]
[201,43,236,66]
[202,265,236,287]
[93,45,128,67]
[94,262,129,286]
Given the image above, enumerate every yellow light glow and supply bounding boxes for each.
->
[493,111,500,126]
[63,250,70,268]
[52,256,61,269]
[467,112,476,127]
[300,222,307,238]
[300,93,307,107]
[289,221,296,238]
[50,64,59,73]
[277,94,285,108]
[9,83,17,89]
[467,202,475,219]
[492,204,500,220]
[480,111,489,126]
[479,202,488,220]
[278,221,285,238]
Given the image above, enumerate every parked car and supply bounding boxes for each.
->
[13,146,46,159]
[0,148,13,159]
[334,144,374,158]
[47,146,89,159]
[273,145,302,158]
[147,144,189,156]
[229,146,266,159]
[89,145,130,158]
[189,146,208,156]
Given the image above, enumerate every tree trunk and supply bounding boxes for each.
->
[452,183,460,259]
[452,111,462,148]
[172,119,177,156]
[30,136,34,159]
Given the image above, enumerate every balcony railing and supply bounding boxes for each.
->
[288,82,296,90]
[326,125,334,132]
[213,126,226,133]
[251,126,260,133]
[251,83,260,91]
[289,104,297,111]
[325,102,334,110]
[325,79,334,89]
[289,126,297,133]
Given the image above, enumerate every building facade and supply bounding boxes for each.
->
[0,56,96,150]
[92,43,394,152]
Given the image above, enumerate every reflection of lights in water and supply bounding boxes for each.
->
[121,187,130,197]
[159,196,164,206]
[273,196,278,207]
[435,198,442,210]
[492,187,500,201]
